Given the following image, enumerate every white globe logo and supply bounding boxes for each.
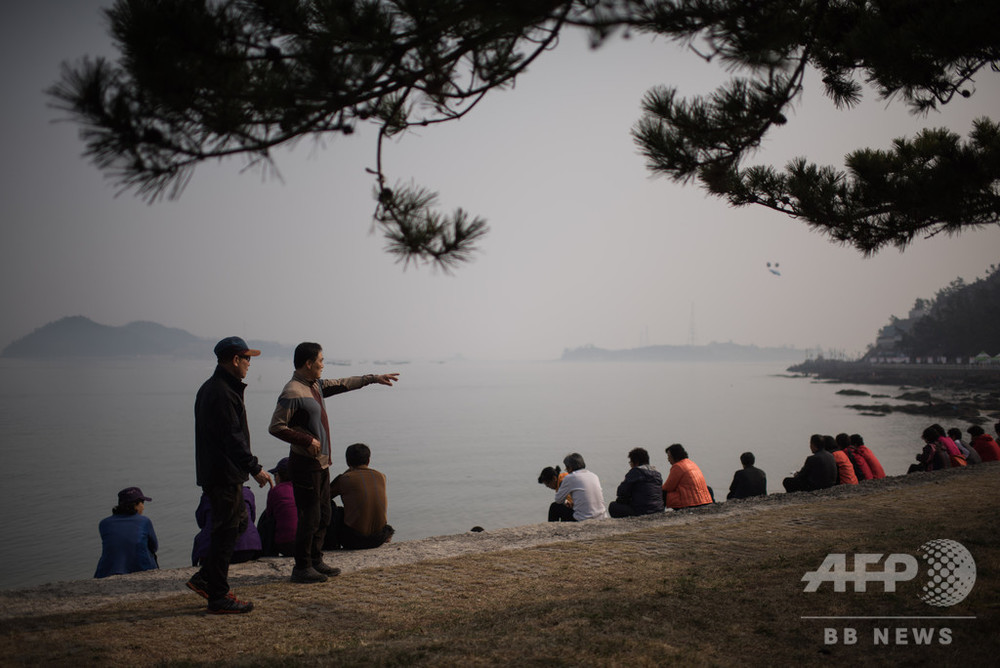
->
[918,539,976,607]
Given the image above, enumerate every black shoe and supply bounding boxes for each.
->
[186,573,210,600]
[313,561,341,577]
[207,595,254,614]
[290,566,328,583]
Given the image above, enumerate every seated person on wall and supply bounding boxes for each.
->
[327,443,395,550]
[95,486,159,578]
[538,465,572,517]
[824,435,858,484]
[726,451,767,500]
[968,425,1000,462]
[259,457,298,557]
[192,485,262,566]
[836,433,871,481]
[947,427,981,466]
[662,444,713,509]
[849,434,886,478]
[783,435,837,492]
[608,447,665,518]
[908,426,954,473]
[931,423,966,467]
[548,453,607,522]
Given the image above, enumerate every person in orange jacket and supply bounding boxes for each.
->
[662,443,713,509]
[824,435,858,485]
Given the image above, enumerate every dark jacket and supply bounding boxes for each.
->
[615,465,665,515]
[195,366,262,487]
[795,449,837,491]
[727,466,767,500]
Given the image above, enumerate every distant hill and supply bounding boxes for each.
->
[1,316,294,359]
[561,342,806,363]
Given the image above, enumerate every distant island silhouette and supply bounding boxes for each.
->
[1,316,294,359]
[560,342,805,363]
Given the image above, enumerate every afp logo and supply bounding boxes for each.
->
[802,539,977,607]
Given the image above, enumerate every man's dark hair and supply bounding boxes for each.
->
[538,466,561,485]
[740,451,755,467]
[345,442,371,467]
[849,434,864,446]
[628,447,650,467]
[294,342,323,369]
[835,433,851,450]
[947,427,963,441]
[665,443,688,461]
[822,435,838,452]
[810,434,824,450]
[563,453,586,472]
[967,425,985,437]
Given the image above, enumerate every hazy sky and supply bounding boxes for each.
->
[3,2,998,361]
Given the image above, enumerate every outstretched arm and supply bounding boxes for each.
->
[371,373,399,386]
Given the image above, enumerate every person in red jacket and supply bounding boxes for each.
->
[837,433,871,480]
[968,425,1000,462]
[662,443,713,509]
[849,434,886,479]
[824,435,857,485]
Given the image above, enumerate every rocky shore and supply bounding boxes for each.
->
[788,359,1000,424]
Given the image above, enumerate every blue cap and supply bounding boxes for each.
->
[214,336,261,360]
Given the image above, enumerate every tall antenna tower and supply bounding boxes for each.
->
[688,302,696,346]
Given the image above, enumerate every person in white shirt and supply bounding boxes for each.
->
[549,453,607,522]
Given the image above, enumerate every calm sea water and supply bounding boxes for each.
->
[0,357,940,590]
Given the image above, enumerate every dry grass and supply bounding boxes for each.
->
[1,468,998,667]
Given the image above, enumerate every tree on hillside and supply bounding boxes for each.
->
[903,265,1000,357]
[49,0,1000,268]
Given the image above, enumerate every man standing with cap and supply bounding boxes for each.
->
[188,336,273,614]
[269,341,398,583]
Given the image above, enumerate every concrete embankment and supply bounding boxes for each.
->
[2,464,994,621]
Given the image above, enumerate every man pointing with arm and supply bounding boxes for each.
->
[269,342,398,583]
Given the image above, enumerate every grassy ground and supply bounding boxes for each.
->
[2,467,997,667]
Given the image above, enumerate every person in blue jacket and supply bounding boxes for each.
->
[94,486,158,578]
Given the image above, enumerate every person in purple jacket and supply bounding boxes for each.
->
[259,457,298,557]
[191,486,262,566]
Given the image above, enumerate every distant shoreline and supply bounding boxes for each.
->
[788,358,1000,390]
